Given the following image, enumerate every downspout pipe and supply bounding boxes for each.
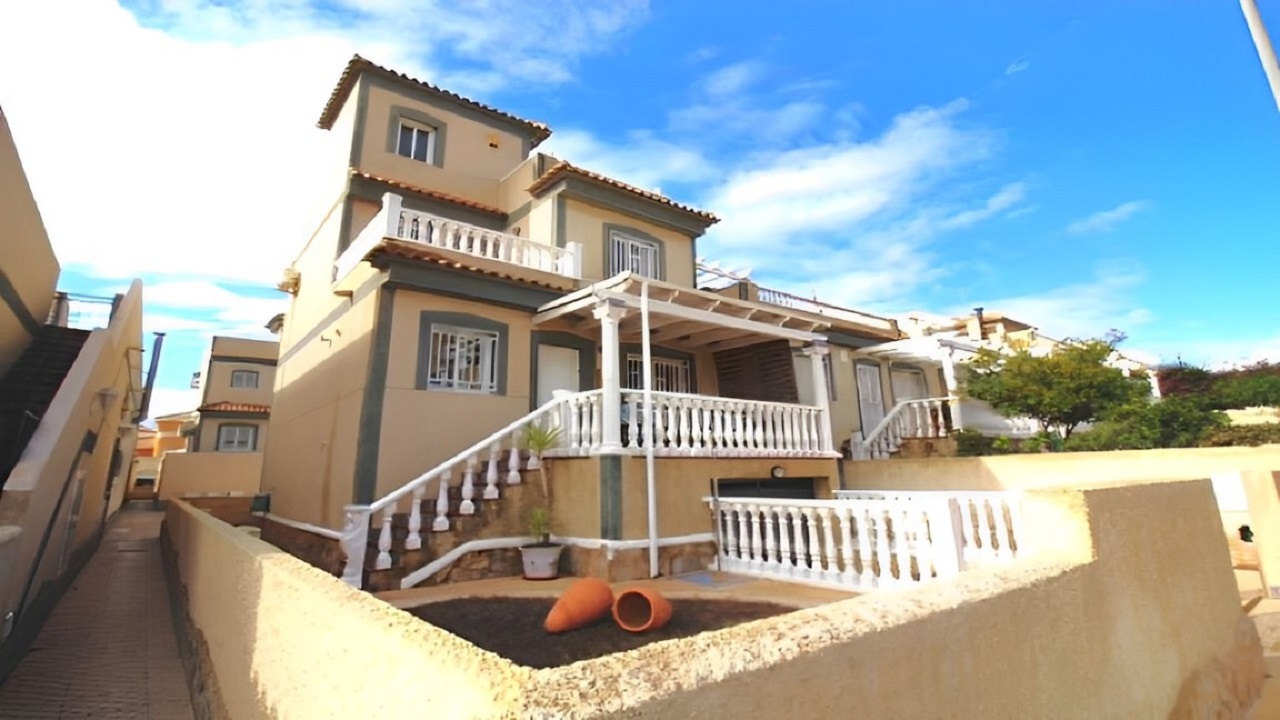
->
[641,281,659,577]
[137,332,165,422]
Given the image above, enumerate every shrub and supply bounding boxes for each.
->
[1200,424,1280,447]
[955,429,996,457]
[1062,396,1227,452]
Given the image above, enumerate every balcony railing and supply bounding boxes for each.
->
[542,390,834,458]
[754,286,897,333]
[850,396,957,460]
[334,192,582,283]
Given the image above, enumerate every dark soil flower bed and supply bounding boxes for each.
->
[409,596,791,669]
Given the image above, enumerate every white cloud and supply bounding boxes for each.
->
[667,61,829,143]
[958,262,1154,341]
[1065,200,1152,235]
[1005,60,1031,76]
[145,387,204,420]
[0,0,646,397]
[539,129,718,191]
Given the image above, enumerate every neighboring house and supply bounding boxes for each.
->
[152,336,277,501]
[0,104,145,680]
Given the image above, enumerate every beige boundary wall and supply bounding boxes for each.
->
[841,446,1280,492]
[157,451,263,501]
[166,477,1263,719]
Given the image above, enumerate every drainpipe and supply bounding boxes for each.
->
[137,333,165,422]
[640,281,659,578]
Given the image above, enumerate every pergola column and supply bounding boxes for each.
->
[802,340,834,453]
[593,299,628,453]
[940,346,963,431]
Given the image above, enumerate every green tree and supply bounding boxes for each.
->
[963,336,1151,439]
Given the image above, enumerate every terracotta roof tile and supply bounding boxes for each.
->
[527,160,719,224]
[198,402,271,415]
[318,55,552,146]
[352,170,506,217]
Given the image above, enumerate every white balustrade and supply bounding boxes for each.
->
[622,390,832,457]
[835,490,1025,568]
[851,396,956,460]
[396,205,582,278]
[708,490,1024,591]
[333,192,583,284]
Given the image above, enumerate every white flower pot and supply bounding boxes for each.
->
[521,544,563,580]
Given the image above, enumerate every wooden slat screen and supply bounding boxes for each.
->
[713,340,800,403]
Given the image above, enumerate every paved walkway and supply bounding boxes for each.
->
[0,510,194,719]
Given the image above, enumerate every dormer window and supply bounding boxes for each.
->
[397,121,437,163]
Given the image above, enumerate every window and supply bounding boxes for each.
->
[397,122,436,163]
[230,370,259,389]
[216,425,258,452]
[425,325,500,393]
[625,354,691,393]
[609,230,661,279]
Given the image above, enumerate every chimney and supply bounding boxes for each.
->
[966,307,985,341]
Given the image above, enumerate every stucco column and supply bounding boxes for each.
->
[593,299,628,454]
[940,346,963,431]
[802,340,834,454]
[1242,470,1280,599]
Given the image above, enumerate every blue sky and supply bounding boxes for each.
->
[1,1,1278,417]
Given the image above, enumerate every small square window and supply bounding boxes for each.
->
[426,325,499,393]
[216,425,258,452]
[397,122,436,163]
[231,370,259,389]
[609,231,661,279]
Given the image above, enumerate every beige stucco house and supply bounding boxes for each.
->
[0,104,144,680]
[152,336,277,501]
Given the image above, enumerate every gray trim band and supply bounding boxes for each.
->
[209,355,277,367]
[599,454,622,541]
[353,286,396,503]
[381,260,562,311]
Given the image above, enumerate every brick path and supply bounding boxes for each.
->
[0,509,194,719]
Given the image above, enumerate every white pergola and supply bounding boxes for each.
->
[534,272,835,454]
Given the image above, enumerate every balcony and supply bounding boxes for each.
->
[334,192,582,285]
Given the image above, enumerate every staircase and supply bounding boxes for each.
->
[359,453,543,591]
[0,326,91,493]
[851,396,957,460]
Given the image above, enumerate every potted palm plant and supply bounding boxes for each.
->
[520,423,563,580]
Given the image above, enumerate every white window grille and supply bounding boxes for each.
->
[397,122,436,163]
[230,370,259,389]
[216,425,258,452]
[427,325,500,393]
[625,354,691,393]
[609,231,661,279]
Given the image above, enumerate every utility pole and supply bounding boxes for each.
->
[1241,0,1280,112]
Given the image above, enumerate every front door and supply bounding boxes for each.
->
[890,367,928,403]
[536,344,580,406]
[856,363,886,433]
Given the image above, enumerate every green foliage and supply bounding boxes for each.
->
[955,428,997,457]
[963,338,1151,439]
[1199,424,1280,448]
[1158,361,1280,410]
[528,506,552,544]
[1063,396,1228,452]
[522,422,562,499]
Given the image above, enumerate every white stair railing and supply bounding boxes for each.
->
[620,390,833,457]
[338,389,603,589]
[835,490,1025,566]
[851,396,956,460]
[706,494,966,591]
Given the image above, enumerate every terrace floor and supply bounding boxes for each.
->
[0,509,194,719]
[376,571,859,611]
